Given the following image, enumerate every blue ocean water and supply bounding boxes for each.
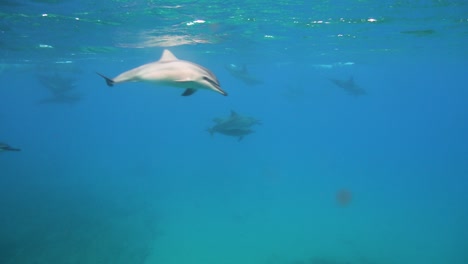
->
[1,1,467,264]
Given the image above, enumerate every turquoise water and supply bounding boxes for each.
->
[1,1,468,264]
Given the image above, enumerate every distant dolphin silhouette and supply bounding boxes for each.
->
[97,49,227,96]
[329,77,366,96]
[37,74,76,96]
[208,110,260,141]
[0,143,20,152]
[225,63,263,86]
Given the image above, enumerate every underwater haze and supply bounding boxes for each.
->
[1,0,468,264]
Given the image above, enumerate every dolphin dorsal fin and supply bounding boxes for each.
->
[230,110,238,117]
[159,49,178,62]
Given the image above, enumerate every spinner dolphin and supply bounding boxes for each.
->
[97,49,227,96]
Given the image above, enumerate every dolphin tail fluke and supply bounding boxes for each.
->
[96,72,114,87]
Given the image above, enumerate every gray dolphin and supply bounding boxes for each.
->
[225,63,263,86]
[213,110,261,129]
[97,49,227,96]
[37,74,77,96]
[208,110,260,141]
[329,76,366,96]
[0,143,20,152]
[37,74,81,104]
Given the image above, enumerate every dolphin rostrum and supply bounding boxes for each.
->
[97,49,227,96]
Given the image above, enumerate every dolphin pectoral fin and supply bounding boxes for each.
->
[96,72,115,87]
[238,136,243,142]
[181,88,197,96]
